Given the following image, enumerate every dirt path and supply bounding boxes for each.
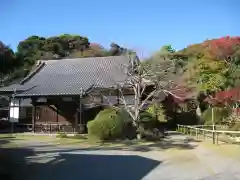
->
[2,132,240,180]
[142,134,240,180]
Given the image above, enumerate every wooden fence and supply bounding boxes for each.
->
[12,123,80,134]
[177,124,240,145]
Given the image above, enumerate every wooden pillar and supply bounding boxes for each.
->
[79,97,82,125]
[116,88,120,105]
[8,97,11,123]
[78,96,85,133]
[19,99,22,121]
[56,106,59,123]
[31,98,37,133]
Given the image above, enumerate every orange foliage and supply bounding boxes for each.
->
[215,88,240,101]
[206,88,240,105]
[178,36,240,60]
[203,36,240,60]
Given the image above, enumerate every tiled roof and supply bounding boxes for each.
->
[2,56,134,97]
[0,84,32,92]
[153,84,197,104]
[168,85,197,103]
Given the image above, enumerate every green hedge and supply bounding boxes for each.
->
[139,111,157,128]
[87,108,126,140]
[138,111,164,140]
[146,104,167,122]
[87,106,165,141]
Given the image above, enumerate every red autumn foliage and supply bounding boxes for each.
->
[205,87,240,105]
[205,36,240,60]
[176,36,240,61]
[215,88,240,101]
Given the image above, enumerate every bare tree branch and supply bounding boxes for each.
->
[86,53,184,129]
[139,89,157,110]
[118,88,136,121]
[162,89,183,101]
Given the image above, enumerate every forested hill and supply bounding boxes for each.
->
[143,36,240,95]
[0,34,129,85]
[177,36,240,92]
[1,34,240,93]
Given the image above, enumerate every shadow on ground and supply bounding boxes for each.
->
[0,131,201,180]
[93,136,201,152]
[0,136,27,147]
[18,136,201,154]
[30,153,160,180]
[21,132,201,153]
[0,136,20,146]
[0,146,160,180]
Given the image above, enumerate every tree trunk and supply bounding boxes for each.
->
[137,133,142,140]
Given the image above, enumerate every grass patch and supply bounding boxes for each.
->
[0,133,168,151]
[54,135,164,150]
[54,133,105,146]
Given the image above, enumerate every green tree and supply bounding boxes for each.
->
[0,41,16,75]
[17,35,46,66]
[152,44,176,58]
[108,42,128,56]
[225,64,240,88]
[142,44,182,85]
[16,35,130,68]
[183,55,229,93]
[17,34,91,66]
[162,44,176,53]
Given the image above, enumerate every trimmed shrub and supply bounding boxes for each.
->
[146,104,167,122]
[138,111,165,140]
[202,107,230,125]
[87,108,125,140]
[139,111,157,128]
[118,107,133,123]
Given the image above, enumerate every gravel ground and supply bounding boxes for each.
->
[2,132,240,180]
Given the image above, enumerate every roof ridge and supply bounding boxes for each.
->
[40,55,128,62]
[20,62,46,85]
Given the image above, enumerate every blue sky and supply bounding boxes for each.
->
[0,0,239,58]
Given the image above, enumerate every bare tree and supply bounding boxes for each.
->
[88,54,183,134]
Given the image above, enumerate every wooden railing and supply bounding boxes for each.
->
[177,124,240,145]
[35,124,76,134]
[13,123,82,134]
